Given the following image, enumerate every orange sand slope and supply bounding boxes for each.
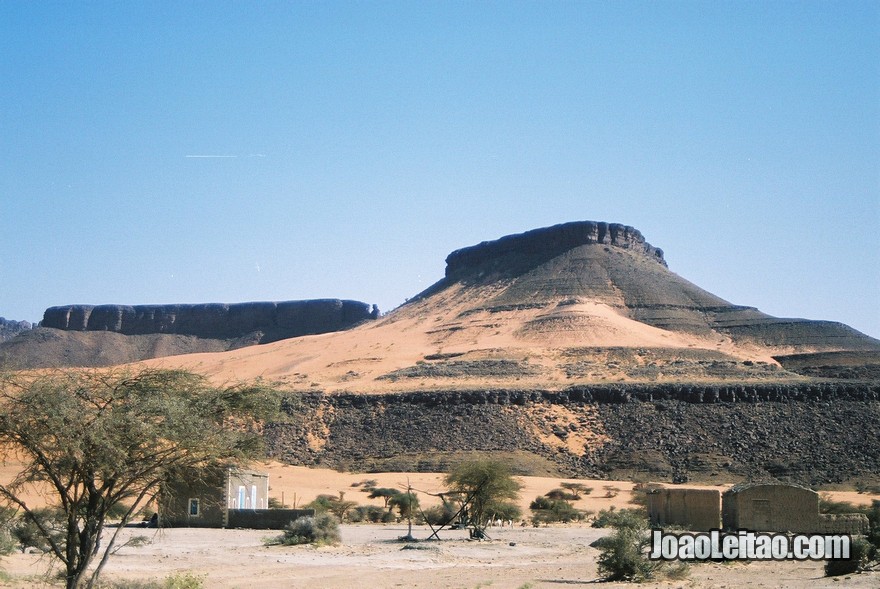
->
[142,282,797,393]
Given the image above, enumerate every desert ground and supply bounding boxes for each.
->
[1,463,877,588]
[4,523,878,589]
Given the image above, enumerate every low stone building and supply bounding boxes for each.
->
[160,467,312,529]
[648,488,721,531]
[721,483,868,534]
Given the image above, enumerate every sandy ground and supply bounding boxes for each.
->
[1,524,876,589]
[255,462,880,513]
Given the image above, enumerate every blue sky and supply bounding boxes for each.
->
[1,1,878,338]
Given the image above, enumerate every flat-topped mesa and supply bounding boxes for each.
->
[444,221,666,280]
[41,299,379,342]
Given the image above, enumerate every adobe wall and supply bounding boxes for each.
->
[722,484,868,534]
[723,484,818,532]
[160,472,227,528]
[648,488,720,531]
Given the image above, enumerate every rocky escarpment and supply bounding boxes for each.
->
[266,383,880,485]
[42,299,378,343]
[444,221,666,282]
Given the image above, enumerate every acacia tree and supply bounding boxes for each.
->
[0,368,275,589]
[389,482,419,539]
[444,459,521,538]
[368,487,400,509]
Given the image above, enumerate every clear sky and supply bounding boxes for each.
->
[1,1,878,338]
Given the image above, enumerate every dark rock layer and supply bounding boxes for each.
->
[267,383,880,486]
[416,221,880,353]
[41,299,378,342]
[444,221,666,281]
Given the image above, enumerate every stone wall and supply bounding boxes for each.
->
[817,513,870,535]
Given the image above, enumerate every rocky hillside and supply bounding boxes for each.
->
[266,382,880,486]
[0,317,32,344]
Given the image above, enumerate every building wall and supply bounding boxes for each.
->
[227,508,316,530]
[722,484,868,534]
[226,470,270,511]
[160,468,228,528]
[648,488,721,531]
[161,468,272,528]
[817,513,870,535]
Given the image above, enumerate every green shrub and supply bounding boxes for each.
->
[304,494,338,513]
[855,481,880,495]
[94,579,162,589]
[11,508,66,552]
[0,507,17,555]
[355,479,378,491]
[388,492,420,521]
[486,501,522,522]
[274,513,341,546]
[93,573,201,589]
[629,482,664,508]
[595,512,658,581]
[825,537,874,577]
[867,500,880,550]
[544,488,579,501]
[591,508,646,529]
[422,504,457,527]
[163,572,205,589]
[529,496,582,524]
[819,494,860,515]
[303,494,357,521]
[349,505,387,523]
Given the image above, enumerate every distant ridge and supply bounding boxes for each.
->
[42,299,378,341]
[0,298,378,369]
